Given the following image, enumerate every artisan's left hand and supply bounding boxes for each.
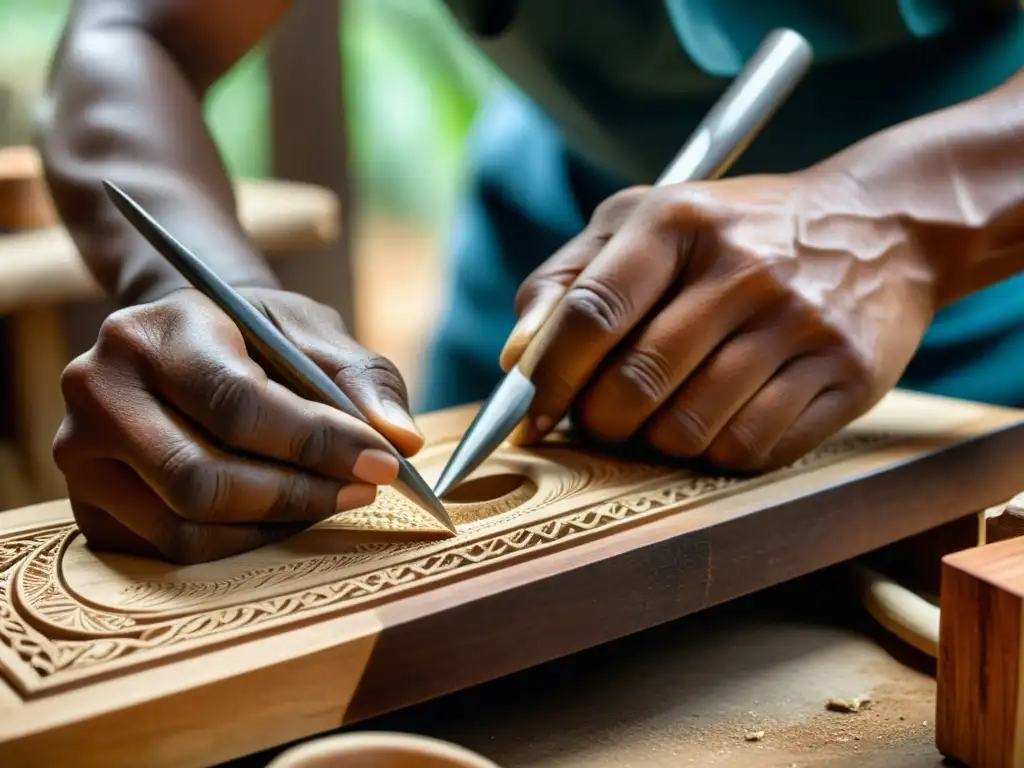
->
[501,170,938,470]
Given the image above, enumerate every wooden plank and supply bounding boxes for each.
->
[0,178,339,314]
[938,535,1024,767]
[0,389,1022,767]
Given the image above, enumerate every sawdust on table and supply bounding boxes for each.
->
[680,679,936,766]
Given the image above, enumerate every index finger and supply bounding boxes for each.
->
[513,193,695,442]
[142,324,399,484]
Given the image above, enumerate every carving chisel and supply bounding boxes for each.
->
[103,181,458,535]
[434,27,814,499]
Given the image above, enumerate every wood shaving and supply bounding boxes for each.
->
[825,695,872,713]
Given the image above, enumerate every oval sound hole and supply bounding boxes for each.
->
[440,472,538,525]
[443,473,526,504]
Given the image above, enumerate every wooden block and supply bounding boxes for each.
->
[0,389,1023,767]
[0,147,57,231]
[938,535,1024,767]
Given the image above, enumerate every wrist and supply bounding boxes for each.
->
[809,75,1024,309]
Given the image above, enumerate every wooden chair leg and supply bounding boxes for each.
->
[0,440,37,510]
[11,306,68,502]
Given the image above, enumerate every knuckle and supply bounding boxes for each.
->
[290,415,333,468]
[159,442,223,522]
[659,407,714,457]
[96,308,150,355]
[707,421,768,471]
[57,353,119,436]
[59,354,97,407]
[642,187,689,231]
[365,354,406,396]
[563,278,632,333]
[837,346,874,390]
[337,351,408,402]
[617,347,675,403]
[52,419,83,473]
[515,274,563,313]
[165,525,215,565]
[271,475,319,519]
[574,397,623,444]
[206,372,263,441]
[591,186,647,231]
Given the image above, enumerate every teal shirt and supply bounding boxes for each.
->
[419,1,1024,412]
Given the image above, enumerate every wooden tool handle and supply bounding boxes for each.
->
[510,28,813,376]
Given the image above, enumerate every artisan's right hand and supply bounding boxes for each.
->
[53,286,423,564]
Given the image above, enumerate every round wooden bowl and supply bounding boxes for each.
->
[266,732,501,768]
[0,146,58,230]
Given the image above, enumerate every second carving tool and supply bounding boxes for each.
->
[103,181,457,535]
[434,28,814,498]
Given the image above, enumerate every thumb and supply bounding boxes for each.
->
[500,279,568,372]
[500,186,647,371]
[500,231,611,372]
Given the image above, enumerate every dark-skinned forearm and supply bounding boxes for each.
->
[35,2,282,306]
[814,68,1024,309]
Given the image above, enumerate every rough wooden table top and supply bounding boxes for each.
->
[227,570,944,768]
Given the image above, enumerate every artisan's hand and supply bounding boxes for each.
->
[502,170,938,470]
[54,287,423,564]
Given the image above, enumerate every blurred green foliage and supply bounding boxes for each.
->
[0,0,499,226]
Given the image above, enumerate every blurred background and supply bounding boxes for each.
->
[0,0,504,404]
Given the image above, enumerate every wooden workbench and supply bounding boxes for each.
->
[227,568,943,768]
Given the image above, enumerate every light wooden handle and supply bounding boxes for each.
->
[510,28,813,375]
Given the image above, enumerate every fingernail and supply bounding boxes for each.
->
[500,303,551,370]
[336,483,377,511]
[352,448,400,485]
[383,401,424,440]
[508,414,553,446]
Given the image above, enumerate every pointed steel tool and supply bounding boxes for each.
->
[103,180,457,535]
[434,27,814,499]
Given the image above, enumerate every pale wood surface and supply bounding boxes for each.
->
[1,389,1023,766]
[938,535,1024,767]
[0,177,339,314]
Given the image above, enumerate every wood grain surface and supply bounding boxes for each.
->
[938,535,1024,767]
[0,389,1023,767]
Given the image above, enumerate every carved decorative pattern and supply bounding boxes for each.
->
[119,544,393,608]
[0,433,891,696]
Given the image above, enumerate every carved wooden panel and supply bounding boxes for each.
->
[2,390,1024,767]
